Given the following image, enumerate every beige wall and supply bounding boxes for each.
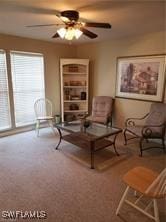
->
[0,31,165,128]
[76,31,166,127]
[0,34,76,115]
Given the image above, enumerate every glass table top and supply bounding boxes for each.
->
[55,121,122,138]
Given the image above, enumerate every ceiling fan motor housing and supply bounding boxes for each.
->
[61,10,79,21]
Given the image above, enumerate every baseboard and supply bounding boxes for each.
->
[0,123,47,138]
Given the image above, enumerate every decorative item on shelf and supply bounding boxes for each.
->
[55,114,61,124]
[70,81,77,86]
[81,91,86,100]
[76,81,82,86]
[69,103,79,110]
[69,81,82,86]
[71,96,80,100]
[68,65,78,72]
[81,80,86,86]
[64,89,70,100]
[64,114,75,122]
[64,82,69,86]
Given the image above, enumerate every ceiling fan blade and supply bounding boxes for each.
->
[85,22,111,29]
[26,24,63,28]
[80,28,97,39]
[52,33,60,38]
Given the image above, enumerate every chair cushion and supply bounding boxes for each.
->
[145,103,166,126]
[145,103,166,136]
[92,116,108,123]
[92,96,113,124]
[126,126,143,137]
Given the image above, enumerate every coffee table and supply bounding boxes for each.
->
[55,122,122,169]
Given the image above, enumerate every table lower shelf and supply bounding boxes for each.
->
[55,128,121,169]
[62,133,113,151]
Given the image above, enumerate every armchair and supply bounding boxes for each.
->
[86,96,114,126]
[124,103,166,156]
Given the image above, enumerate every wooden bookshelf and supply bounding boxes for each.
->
[60,59,89,122]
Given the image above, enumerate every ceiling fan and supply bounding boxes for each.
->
[27,10,111,40]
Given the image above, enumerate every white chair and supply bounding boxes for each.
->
[34,98,55,136]
[116,166,166,222]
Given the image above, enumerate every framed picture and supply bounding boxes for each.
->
[116,54,166,102]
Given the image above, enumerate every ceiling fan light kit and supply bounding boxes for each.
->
[57,27,66,38]
[27,10,111,41]
[57,27,83,40]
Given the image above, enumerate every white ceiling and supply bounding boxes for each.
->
[0,0,165,45]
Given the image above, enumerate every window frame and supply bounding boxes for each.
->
[10,50,46,127]
[0,50,46,135]
[0,49,12,132]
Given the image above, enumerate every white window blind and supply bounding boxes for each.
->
[10,52,45,127]
[0,50,11,131]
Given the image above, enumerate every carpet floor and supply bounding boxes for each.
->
[0,128,165,222]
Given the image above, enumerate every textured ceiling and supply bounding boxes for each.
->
[0,0,165,44]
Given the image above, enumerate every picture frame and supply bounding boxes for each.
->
[116,54,166,102]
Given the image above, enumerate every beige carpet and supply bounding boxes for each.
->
[0,128,165,222]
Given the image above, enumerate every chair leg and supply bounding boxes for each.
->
[124,129,127,145]
[153,199,160,222]
[116,186,130,215]
[36,120,40,137]
[134,190,137,197]
[48,120,55,134]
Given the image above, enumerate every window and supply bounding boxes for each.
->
[0,50,11,131]
[10,52,45,127]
